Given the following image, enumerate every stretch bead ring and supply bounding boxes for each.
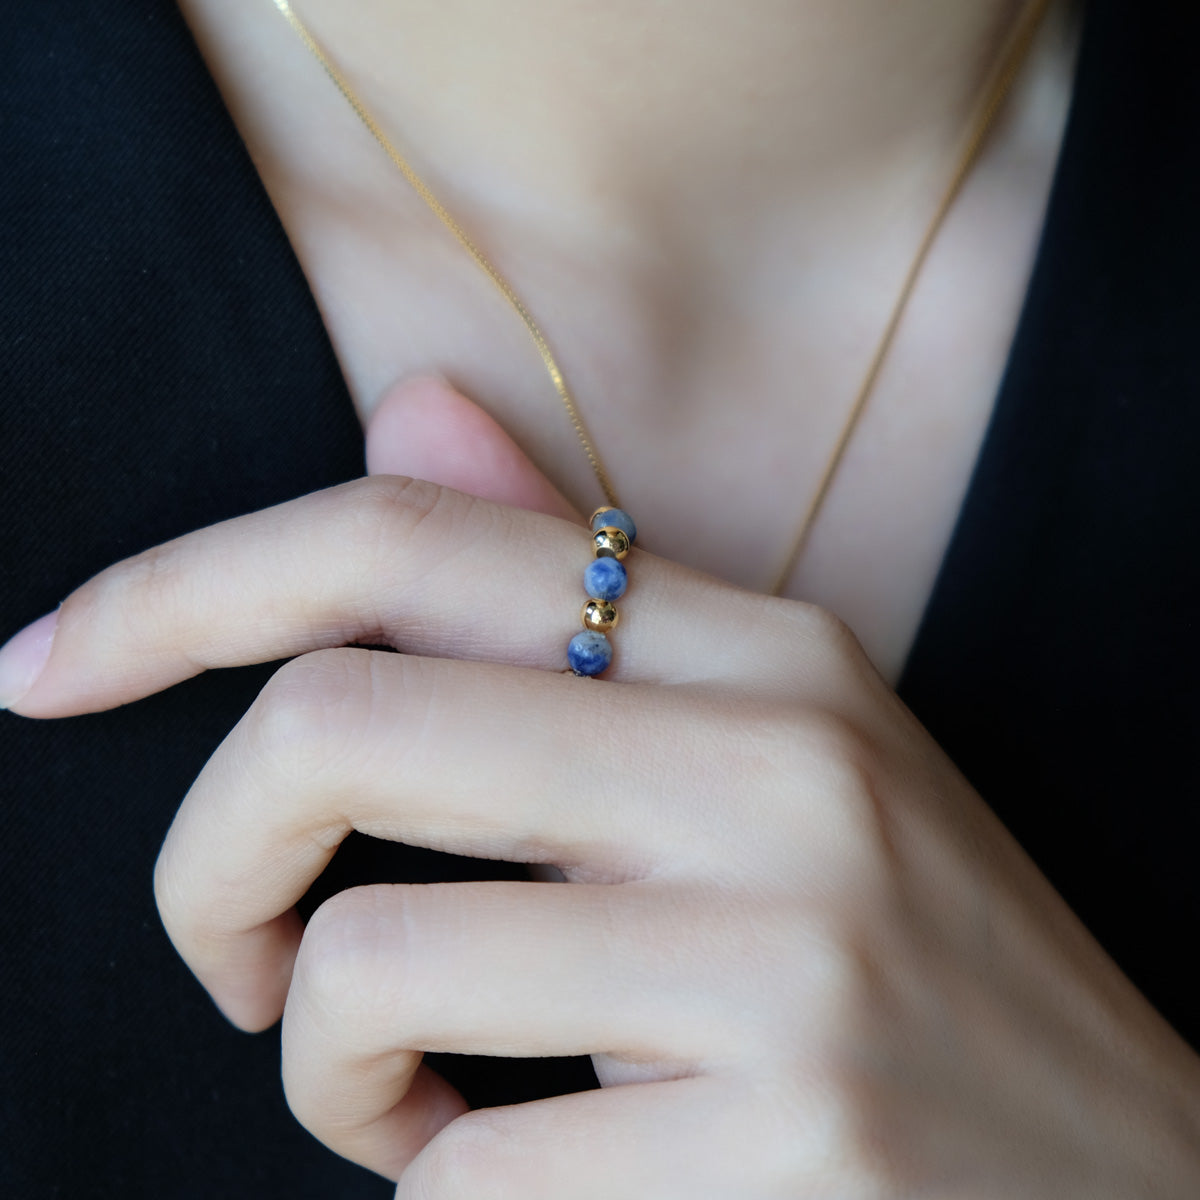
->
[567,506,637,676]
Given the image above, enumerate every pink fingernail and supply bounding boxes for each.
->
[0,610,59,709]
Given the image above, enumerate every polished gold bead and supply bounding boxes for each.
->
[581,599,619,633]
[592,526,631,560]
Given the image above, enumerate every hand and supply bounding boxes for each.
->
[6,379,1198,1197]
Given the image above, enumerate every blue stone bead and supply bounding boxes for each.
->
[568,630,612,676]
[584,556,627,601]
[591,507,637,544]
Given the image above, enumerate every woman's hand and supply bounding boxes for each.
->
[4,382,1198,1198]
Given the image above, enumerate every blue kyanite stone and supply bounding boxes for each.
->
[568,630,613,676]
[591,507,637,544]
[584,556,627,601]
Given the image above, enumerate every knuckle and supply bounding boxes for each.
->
[149,814,213,960]
[748,598,877,700]
[291,886,412,1040]
[753,705,876,810]
[113,539,177,609]
[798,711,879,809]
[151,840,186,942]
[746,921,925,1195]
[242,647,379,783]
[807,1067,921,1196]
[345,472,442,539]
[752,1068,908,1198]
[152,805,238,960]
[794,601,862,661]
[75,538,196,660]
[401,1112,507,1200]
[730,703,896,883]
[337,474,478,583]
[722,897,861,1056]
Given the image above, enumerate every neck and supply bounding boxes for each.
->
[178,0,1077,673]
[304,0,1033,254]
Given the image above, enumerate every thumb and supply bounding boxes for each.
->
[365,375,582,521]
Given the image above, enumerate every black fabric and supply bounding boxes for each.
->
[898,0,1200,1044]
[0,1,1195,1196]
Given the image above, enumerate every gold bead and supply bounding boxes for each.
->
[581,599,619,633]
[593,526,631,560]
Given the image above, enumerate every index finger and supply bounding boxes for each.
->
[0,476,823,717]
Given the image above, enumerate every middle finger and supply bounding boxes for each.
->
[154,648,823,1031]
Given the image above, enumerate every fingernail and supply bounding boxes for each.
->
[0,610,59,709]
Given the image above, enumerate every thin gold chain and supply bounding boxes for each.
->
[768,0,1053,595]
[270,0,1053,594]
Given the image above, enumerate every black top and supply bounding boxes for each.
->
[1,1,1197,1195]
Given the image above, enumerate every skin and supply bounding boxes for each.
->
[5,456,1200,1196]
[174,0,1080,678]
[4,0,1198,1194]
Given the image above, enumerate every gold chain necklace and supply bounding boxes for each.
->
[270,0,1053,596]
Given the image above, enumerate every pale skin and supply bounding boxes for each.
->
[176,0,1080,678]
[2,0,1199,1195]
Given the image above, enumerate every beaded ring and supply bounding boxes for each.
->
[567,506,637,676]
